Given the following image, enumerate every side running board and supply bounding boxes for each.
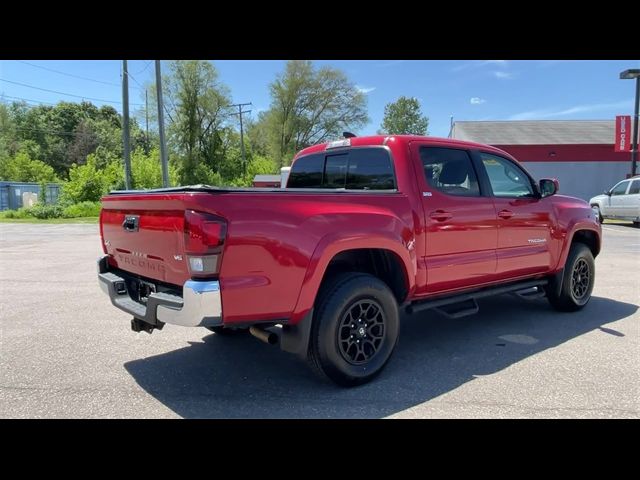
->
[406,278,548,318]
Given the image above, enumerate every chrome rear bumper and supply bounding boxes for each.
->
[97,255,222,328]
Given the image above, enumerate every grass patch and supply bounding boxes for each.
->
[0,217,98,224]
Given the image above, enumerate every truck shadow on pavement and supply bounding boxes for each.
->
[124,295,637,418]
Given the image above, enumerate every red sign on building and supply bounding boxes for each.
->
[615,115,632,152]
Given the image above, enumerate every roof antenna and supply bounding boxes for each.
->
[343,131,356,138]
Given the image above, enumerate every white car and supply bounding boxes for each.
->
[589,176,640,226]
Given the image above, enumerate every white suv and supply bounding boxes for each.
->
[589,176,640,226]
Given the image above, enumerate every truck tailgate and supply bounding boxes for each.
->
[101,195,190,286]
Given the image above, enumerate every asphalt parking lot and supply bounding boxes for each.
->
[0,222,638,418]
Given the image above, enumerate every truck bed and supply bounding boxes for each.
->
[100,186,413,324]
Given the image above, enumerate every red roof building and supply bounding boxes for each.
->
[451,120,632,200]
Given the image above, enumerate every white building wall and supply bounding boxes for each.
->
[522,162,629,201]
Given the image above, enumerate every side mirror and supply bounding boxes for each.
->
[539,178,559,198]
[604,190,612,196]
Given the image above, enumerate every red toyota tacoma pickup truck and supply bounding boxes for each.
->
[98,135,601,386]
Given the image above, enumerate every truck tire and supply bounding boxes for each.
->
[591,205,603,223]
[545,243,595,312]
[308,272,400,387]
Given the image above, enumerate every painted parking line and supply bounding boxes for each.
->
[601,226,640,234]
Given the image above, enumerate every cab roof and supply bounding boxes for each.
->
[294,135,511,160]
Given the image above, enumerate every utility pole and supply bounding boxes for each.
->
[620,69,640,177]
[145,90,149,149]
[155,60,169,187]
[121,60,132,189]
[634,76,639,176]
[230,102,252,174]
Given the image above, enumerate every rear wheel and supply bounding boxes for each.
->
[307,273,400,387]
[545,243,595,312]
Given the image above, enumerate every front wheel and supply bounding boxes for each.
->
[307,273,400,387]
[545,243,595,312]
[591,205,603,223]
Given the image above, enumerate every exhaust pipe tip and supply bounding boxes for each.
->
[249,326,279,345]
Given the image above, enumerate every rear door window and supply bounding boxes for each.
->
[420,147,480,196]
[627,180,639,195]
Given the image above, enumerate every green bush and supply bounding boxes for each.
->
[0,202,100,220]
[0,207,33,219]
[62,154,123,203]
[29,204,64,219]
[62,201,101,218]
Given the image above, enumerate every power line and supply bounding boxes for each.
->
[3,125,98,137]
[0,78,144,106]
[126,71,147,93]
[0,94,57,106]
[135,61,153,75]
[16,60,122,87]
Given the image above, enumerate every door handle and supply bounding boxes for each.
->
[498,210,514,219]
[430,210,453,222]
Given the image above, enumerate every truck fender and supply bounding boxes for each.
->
[280,232,413,358]
[290,228,414,316]
[556,221,601,270]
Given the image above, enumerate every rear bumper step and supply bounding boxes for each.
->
[97,255,222,328]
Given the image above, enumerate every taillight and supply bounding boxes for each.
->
[184,210,227,277]
[99,208,107,254]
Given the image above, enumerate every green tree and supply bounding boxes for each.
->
[67,120,99,166]
[130,147,179,189]
[245,115,270,157]
[2,100,144,179]
[0,149,58,183]
[260,60,369,167]
[147,60,232,185]
[0,103,16,160]
[379,96,429,135]
[62,154,122,203]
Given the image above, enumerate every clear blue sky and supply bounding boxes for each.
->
[1,60,639,138]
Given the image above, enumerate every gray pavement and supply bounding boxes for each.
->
[0,222,638,418]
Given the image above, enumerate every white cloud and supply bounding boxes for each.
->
[470,97,486,105]
[494,71,515,80]
[356,85,376,94]
[483,60,508,66]
[453,60,508,72]
[508,99,633,120]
